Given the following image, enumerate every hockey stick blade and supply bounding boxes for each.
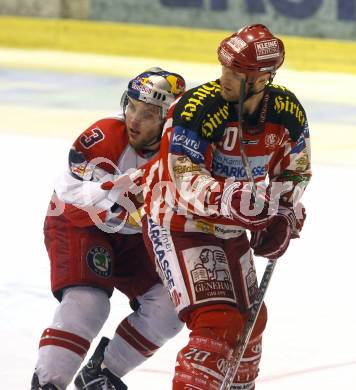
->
[219,259,277,390]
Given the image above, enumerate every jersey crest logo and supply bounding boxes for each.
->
[265,133,279,148]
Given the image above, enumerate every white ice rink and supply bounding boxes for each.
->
[1,51,356,389]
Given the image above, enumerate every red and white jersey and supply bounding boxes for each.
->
[143,81,311,238]
[54,114,157,233]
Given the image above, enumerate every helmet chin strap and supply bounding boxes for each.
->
[142,132,161,148]
[243,78,257,101]
[238,79,246,125]
[229,79,261,105]
[244,78,273,102]
[239,72,274,103]
[237,79,257,195]
[141,115,165,149]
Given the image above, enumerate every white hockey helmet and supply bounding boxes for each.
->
[121,67,186,121]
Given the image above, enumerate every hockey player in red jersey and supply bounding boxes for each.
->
[142,25,311,389]
[31,68,186,390]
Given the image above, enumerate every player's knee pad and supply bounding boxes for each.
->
[187,304,245,346]
[249,301,267,339]
[105,284,183,378]
[187,302,267,346]
[52,286,110,340]
[129,283,184,345]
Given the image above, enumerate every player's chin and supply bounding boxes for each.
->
[128,137,144,150]
[221,91,239,102]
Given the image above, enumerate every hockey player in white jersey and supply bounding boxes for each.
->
[30,68,186,390]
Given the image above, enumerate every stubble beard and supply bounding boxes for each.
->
[128,135,144,150]
[221,89,239,102]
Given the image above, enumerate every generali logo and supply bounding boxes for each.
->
[255,39,280,60]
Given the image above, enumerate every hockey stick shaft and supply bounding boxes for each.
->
[219,259,277,390]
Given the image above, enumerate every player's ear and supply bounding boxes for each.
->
[257,73,270,84]
[253,73,270,91]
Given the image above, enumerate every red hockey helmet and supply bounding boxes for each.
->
[218,24,285,80]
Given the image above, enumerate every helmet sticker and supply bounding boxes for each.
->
[226,36,248,54]
[124,70,186,121]
[219,48,233,66]
[131,77,153,94]
[254,39,280,61]
[259,66,275,72]
[166,74,185,95]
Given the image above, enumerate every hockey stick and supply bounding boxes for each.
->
[237,81,256,198]
[219,80,278,390]
[219,259,277,390]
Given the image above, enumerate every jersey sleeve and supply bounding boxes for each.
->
[53,117,133,228]
[268,89,312,208]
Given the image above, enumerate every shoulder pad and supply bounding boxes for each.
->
[172,81,231,142]
[77,117,125,150]
[267,84,307,142]
[68,148,93,181]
